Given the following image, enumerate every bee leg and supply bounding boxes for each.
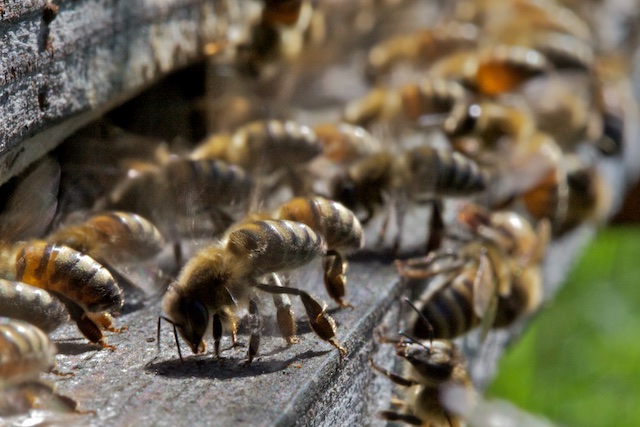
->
[265,273,297,345]
[245,296,261,365]
[395,252,464,280]
[87,312,128,333]
[323,250,354,309]
[392,200,407,256]
[173,241,184,269]
[53,292,114,350]
[369,358,416,387]
[376,202,393,247]
[426,199,445,254]
[378,410,423,426]
[255,284,346,358]
[212,313,223,358]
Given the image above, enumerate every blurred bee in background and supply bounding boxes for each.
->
[428,45,552,96]
[0,157,125,349]
[365,21,479,83]
[396,204,549,340]
[191,119,321,199]
[0,318,90,416]
[451,0,593,44]
[0,280,69,334]
[370,300,474,426]
[342,77,468,131]
[521,155,612,236]
[160,219,346,363]
[236,0,318,81]
[98,157,253,266]
[46,211,166,294]
[313,122,380,166]
[332,146,488,253]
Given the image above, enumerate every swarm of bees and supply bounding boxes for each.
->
[1,0,637,423]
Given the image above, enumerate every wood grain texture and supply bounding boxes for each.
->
[0,0,231,184]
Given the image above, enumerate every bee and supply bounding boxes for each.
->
[0,280,69,333]
[429,45,552,96]
[0,317,56,386]
[271,196,365,308]
[365,21,479,82]
[160,219,345,363]
[0,240,125,349]
[236,0,317,80]
[313,122,379,166]
[452,0,592,43]
[332,146,488,252]
[519,74,602,151]
[99,158,253,244]
[396,204,549,340]
[46,211,165,269]
[0,317,90,416]
[342,78,467,129]
[370,304,474,427]
[0,157,124,349]
[522,156,612,236]
[191,119,322,173]
[191,120,321,196]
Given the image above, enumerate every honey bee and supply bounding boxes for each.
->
[313,123,380,165]
[0,317,56,386]
[452,0,592,43]
[518,74,602,151]
[396,204,549,340]
[47,211,165,268]
[270,196,365,308]
[429,45,552,96]
[0,317,90,416]
[332,146,488,252]
[522,156,612,236]
[0,157,124,349]
[191,119,321,196]
[192,119,322,173]
[160,219,345,363]
[99,158,253,244]
[236,0,318,80]
[444,99,537,151]
[370,307,474,427]
[0,280,69,333]
[342,78,467,129]
[365,21,479,82]
[0,240,125,349]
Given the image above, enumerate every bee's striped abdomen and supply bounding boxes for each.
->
[0,318,55,384]
[277,197,364,250]
[414,272,479,339]
[433,149,487,196]
[0,280,69,333]
[226,219,326,275]
[13,241,123,314]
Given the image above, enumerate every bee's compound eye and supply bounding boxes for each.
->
[181,299,209,351]
[334,178,358,210]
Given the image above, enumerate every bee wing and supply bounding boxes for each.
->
[474,251,497,324]
[0,157,60,241]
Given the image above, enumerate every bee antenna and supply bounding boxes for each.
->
[403,298,434,349]
[158,316,184,362]
[398,331,430,352]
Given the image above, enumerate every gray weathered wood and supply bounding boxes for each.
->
[0,0,235,184]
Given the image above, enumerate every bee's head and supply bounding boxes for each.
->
[397,340,458,385]
[331,174,359,212]
[162,287,208,355]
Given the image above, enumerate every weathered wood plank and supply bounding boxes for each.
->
[0,0,233,184]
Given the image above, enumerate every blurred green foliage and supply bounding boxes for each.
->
[488,226,640,427]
